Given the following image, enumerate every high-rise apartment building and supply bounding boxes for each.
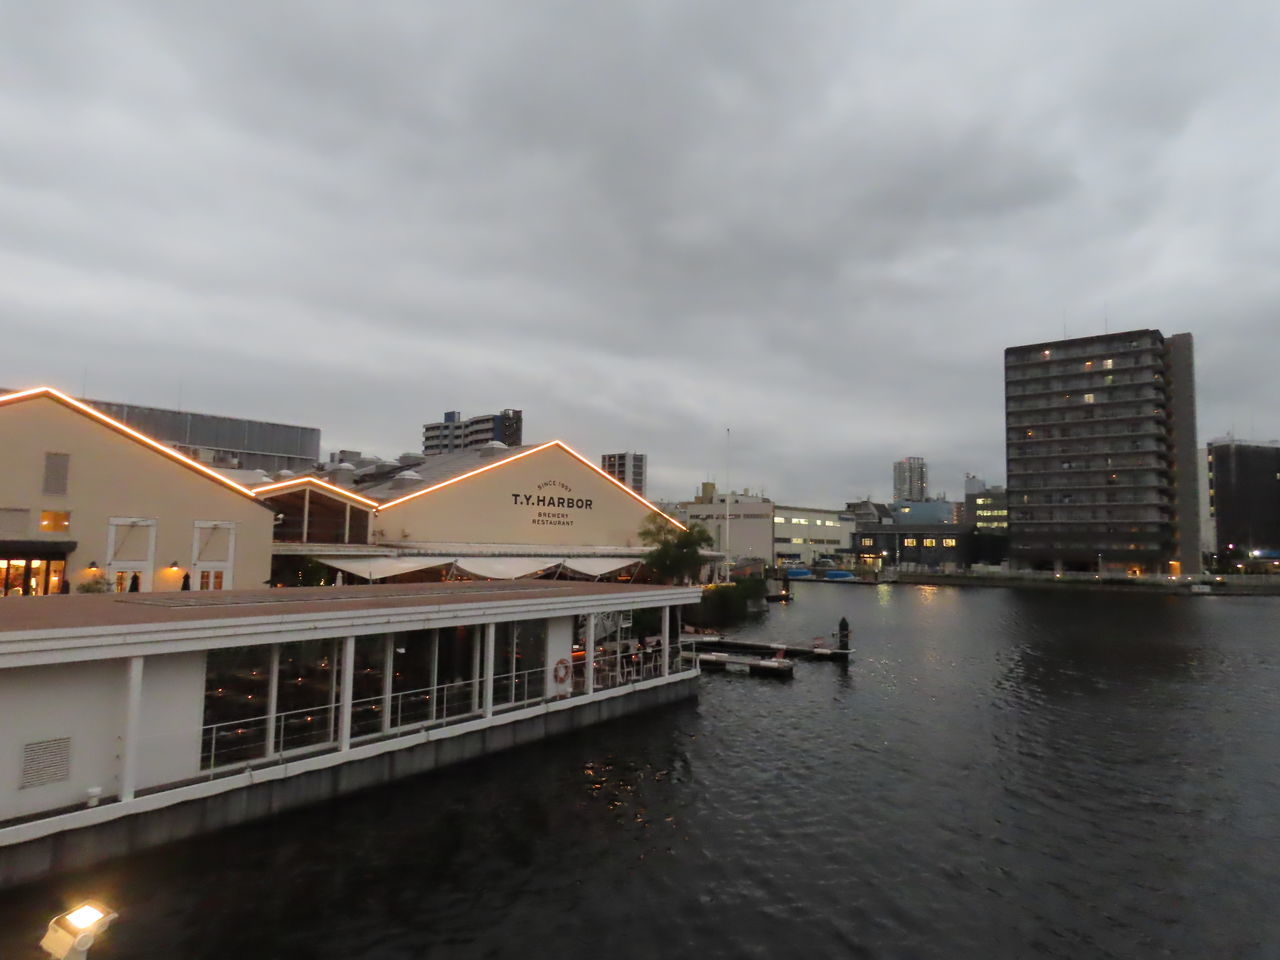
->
[892,457,927,501]
[422,409,522,455]
[601,452,647,497]
[1206,438,1280,560]
[1004,329,1201,575]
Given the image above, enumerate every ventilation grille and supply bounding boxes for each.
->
[21,737,70,789]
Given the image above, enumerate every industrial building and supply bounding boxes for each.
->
[1004,330,1201,575]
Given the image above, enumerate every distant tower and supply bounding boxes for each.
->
[892,457,928,501]
[601,452,647,497]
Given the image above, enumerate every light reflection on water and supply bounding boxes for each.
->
[1,582,1278,959]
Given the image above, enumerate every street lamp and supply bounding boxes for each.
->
[40,902,116,960]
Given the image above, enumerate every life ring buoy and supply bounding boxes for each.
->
[553,658,572,685]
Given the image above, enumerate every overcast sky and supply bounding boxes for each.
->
[2,2,1277,504]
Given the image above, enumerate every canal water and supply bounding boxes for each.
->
[2,582,1278,959]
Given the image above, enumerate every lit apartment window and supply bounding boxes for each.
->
[1103,359,1114,369]
[860,538,873,547]
[923,539,937,547]
[1083,394,1095,403]
[773,517,786,524]
[903,538,917,547]
[790,538,804,544]
[943,538,957,547]
[39,511,70,533]
[794,518,809,525]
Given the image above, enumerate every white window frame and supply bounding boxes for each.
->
[191,521,237,590]
[107,517,156,592]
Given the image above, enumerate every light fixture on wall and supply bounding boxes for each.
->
[39,900,117,959]
[87,561,99,571]
[168,560,180,570]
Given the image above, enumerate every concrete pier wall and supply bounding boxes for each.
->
[0,676,697,891]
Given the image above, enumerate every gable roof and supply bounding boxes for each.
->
[251,476,379,509]
[0,386,259,500]
[375,440,685,528]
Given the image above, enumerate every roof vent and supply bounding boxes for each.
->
[391,469,423,490]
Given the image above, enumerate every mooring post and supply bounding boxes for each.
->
[837,616,850,652]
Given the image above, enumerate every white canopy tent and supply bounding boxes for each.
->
[560,558,642,578]
[313,556,455,581]
[452,557,562,580]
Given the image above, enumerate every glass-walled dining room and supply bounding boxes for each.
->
[199,614,687,773]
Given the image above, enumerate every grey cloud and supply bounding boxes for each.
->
[1,0,1278,505]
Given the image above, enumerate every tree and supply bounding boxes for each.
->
[639,513,713,584]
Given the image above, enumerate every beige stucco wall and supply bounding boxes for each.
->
[376,445,673,547]
[0,395,272,591]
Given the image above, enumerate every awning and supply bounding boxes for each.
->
[313,556,454,581]
[561,558,641,577]
[452,557,562,580]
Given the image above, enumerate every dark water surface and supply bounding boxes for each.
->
[2,583,1279,959]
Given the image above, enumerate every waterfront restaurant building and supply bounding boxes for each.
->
[0,387,274,597]
[0,579,701,889]
[258,441,696,585]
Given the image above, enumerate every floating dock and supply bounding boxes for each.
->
[692,651,795,678]
[687,635,852,662]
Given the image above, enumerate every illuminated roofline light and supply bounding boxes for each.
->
[250,476,380,508]
[376,440,686,529]
[0,387,256,499]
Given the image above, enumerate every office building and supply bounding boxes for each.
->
[1206,438,1280,563]
[601,452,647,497]
[1004,329,1201,575]
[422,409,522,455]
[893,457,927,502]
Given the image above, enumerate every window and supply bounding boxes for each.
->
[773,516,786,524]
[860,538,873,547]
[199,570,225,590]
[1083,394,1095,404]
[943,538,957,547]
[0,508,29,536]
[923,539,937,547]
[1103,358,1114,369]
[42,453,70,495]
[903,538,917,547]
[39,511,70,533]
[794,518,809,525]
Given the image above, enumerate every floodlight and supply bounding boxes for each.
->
[39,901,116,960]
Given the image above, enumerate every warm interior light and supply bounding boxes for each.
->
[63,905,105,930]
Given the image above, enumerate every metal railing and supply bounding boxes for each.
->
[201,645,696,771]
